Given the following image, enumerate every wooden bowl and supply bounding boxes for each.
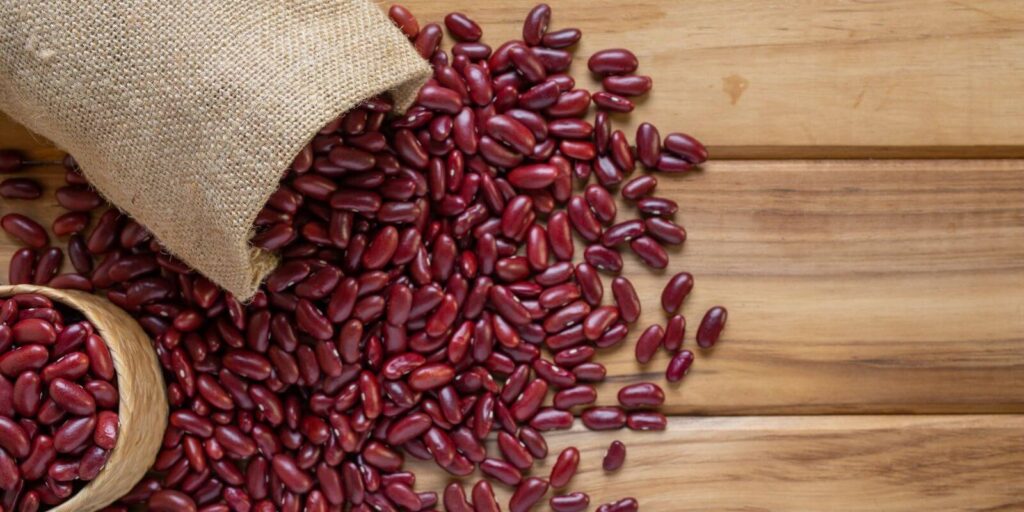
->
[0,284,167,512]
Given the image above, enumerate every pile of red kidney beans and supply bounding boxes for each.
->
[0,4,726,511]
[0,296,119,511]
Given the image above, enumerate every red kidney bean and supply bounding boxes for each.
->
[583,245,622,273]
[522,3,551,45]
[635,324,664,364]
[497,431,533,470]
[51,212,90,237]
[581,406,626,430]
[1,214,48,248]
[661,272,694,314]
[8,247,36,284]
[149,490,198,512]
[664,132,709,164]
[627,411,667,431]
[49,378,96,415]
[546,89,591,118]
[551,492,591,512]
[598,497,640,512]
[54,415,96,453]
[12,319,57,345]
[549,447,579,488]
[610,277,642,323]
[518,80,560,110]
[666,350,695,382]
[414,23,443,59]
[388,4,420,38]
[510,476,548,512]
[636,196,678,216]
[601,219,645,247]
[94,410,119,449]
[617,382,665,408]
[529,408,573,431]
[0,344,49,376]
[584,185,616,225]
[603,440,627,471]
[55,186,103,211]
[0,178,42,199]
[42,352,89,382]
[603,75,652,96]
[697,306,728,348]
[588,48,638,75]
[630,236,669,269]
[509,45,547,83]
[444,12,482,41]
[480,458,522,486]
[13,371,41,417]
[593,91,635,113]
[645,217,687,246]
[543,27,581,48]
[508,163,558,189]
[472,480,500,512]
[583,306,619,340]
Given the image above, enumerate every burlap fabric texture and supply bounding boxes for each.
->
[0,0,431,299]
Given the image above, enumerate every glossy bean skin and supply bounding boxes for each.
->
[444,12,482,41]
[549,447,580,488]
[581,407,626,430]
[635,324,664,364]
[509,477,549,512]
[603,75,652,96]
[697,306,728,348]
[617,382,665,407]
[588,49,638,75]
[661,272,694,314]
[664,132,709,164]
[666,349,695,382]
[551,492,591,512]
[1,214,48,248]
[603,440,627,471]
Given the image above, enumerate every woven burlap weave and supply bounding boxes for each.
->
[0,0,431,300]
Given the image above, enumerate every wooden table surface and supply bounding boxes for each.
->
[2,1,1023,510]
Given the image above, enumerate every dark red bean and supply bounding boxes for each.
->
[0,178,42,199]
[479,458,522,486]
[593,92,635,113]
[549,446,580,488]
[588,48,638,75]
[666,350,695,382]
[444,482,473,512]
[697,306,728,348]
[661,272,694,314]
[510,477,549,512]
[497,431,533,470]
[518,80,560,110]
[664,314,686,351]
[617,382,665,407]
[508,164,557,189]
[388,5,420,38]
[529,408,573,431]
[53,415,96,453]
[473,480,500,512]
[1,214,48,248]
[414,23,443,59]
[637,196,678,217]
[598,498,640,512]
[664,132,709,164]
[522,4,551,46]
[149,490,198,512]
[635,324,664,364]
[444,12,482,41]
[601,220,645,247]
[584,245,622,273]
[627,411,667,430]
[49,378,96,415]
[551,492,591,512]
[0,344,49,376]
[55,186,103,211]
[543,28,581,48]
[603,440,627,471]
[581,406,627,430]
[611,277,641,323]
[645,217,686,245]
[603,75,653,96]
[630,236,669,269]
[51,212,90,237]
[94,410,119,449]
[546,89,591,118]
[8,247,36,284]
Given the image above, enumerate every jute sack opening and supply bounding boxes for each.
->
[0,0,432,300]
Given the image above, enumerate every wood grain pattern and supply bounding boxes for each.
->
[387,0,1024,157]
[3,159,1022,414]
[406,415,1024,511]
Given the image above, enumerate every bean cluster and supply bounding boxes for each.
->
[0,3,727,511]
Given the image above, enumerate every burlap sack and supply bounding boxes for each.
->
[0,0,431,300]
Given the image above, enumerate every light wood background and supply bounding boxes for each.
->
[2,0,1023,510]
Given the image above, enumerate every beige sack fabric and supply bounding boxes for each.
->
[0,0,431,300]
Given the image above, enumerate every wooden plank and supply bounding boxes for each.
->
[394,0,1024,157]
[4,0,1024,158]
[2,159,1022,414]
[406,415,1024,511]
